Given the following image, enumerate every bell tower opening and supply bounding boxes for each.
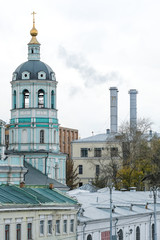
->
[23,90,29,108]
[38,89,45,108]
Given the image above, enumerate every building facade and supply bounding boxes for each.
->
[71,132,122,186]
[3,14,66,184]
[59,126,78,159]
[68,187,160,240]
[0,184,78,240]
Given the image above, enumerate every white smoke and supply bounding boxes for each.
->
[58,46,121,88]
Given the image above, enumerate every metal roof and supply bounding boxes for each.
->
[14,60,54,81]
[0,185,77,206]
[24,161,69,191]
[72,133,120,143]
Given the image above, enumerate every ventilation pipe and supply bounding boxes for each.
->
[109,87,118,133]
[129,89,138,130]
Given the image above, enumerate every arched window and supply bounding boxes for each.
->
[22,129,27,143]
[40,130,44,144]
[12,130,14,144]
[152,224,154,240]
[13,90,16,109]
[54,130,56,143]
[51,90,54,109]
[87,234,92,240]
[38,89,45,108]
[118,229,123,240]
[23,90,29,108]
[136,226,140,240]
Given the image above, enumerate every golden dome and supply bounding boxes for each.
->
[30,26,38,37]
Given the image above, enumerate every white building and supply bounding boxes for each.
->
[0,184,79,240]
[68,185,160,240]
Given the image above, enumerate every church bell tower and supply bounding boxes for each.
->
[8,13,66,184]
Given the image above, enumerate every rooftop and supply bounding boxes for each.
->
[67,187,160,222]
[0,185,77,207]
[24,161,69,191]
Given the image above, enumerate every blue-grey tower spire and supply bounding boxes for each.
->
[28,11,40,60]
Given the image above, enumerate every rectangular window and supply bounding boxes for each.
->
[111,147,118,157]
[56,220,60,234]
[96,165,100,176]
[5,224,10,240]
[70,219,74,233]
[79,165,83,174]
[63,220,67,234]
[81,148,88,157]
[79,182,83,187]
[27,223,32,240]
[40,220,44,235]
[47,220,52,235]
[16,224,21,240]
[94,148,102,157]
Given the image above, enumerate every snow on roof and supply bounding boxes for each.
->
[67,188,160,222]
[72,133,120,143]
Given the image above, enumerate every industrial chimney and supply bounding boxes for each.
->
[110,87,118,133]
[128,89,138,130]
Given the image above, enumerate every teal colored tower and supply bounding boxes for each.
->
[8,13,66,184]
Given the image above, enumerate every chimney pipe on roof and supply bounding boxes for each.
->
[109,87,118,133]
[49,183,54,189]
[129,89,138,130]
[20,182,25,188]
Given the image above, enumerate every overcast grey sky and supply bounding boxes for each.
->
[0,0,160,138]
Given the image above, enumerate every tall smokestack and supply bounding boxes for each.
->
[110,87,118,133]
[129,89,138,129]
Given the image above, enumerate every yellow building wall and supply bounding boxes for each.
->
[0,208,77,240]
[72,141,122,185]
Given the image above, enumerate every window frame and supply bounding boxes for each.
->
[111,147,118,158]
[27,223,32,240]
[5,224,10,240]
[136,226,140,240]
[79,165,83,174]
[38,89,45,108]
[70,219,74,233]
[23,89,29,108]
[40,220,44,236]
[16,224,21,240]
[47,220,52,235]
[63,219,67,234]
[13,90,16,109]
[94,148,102,157]
[96,165,100,176]
[40,130,44,144]
[81,148,88,157]
[118,229,123,240]
[51,90,54,109]
[56,220,60,235]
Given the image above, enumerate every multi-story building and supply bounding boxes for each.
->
[71,131,122,186]
[59,127,78,159]
[0,184,78,240]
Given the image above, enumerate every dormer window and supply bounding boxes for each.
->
[12,73,17,81]
[22,71,30,80]
[38,71,46,79]
[51,72,56,81]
